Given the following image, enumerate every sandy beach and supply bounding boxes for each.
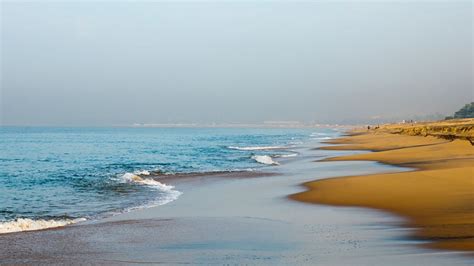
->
[292,119,474,252]
[3,1,472,264]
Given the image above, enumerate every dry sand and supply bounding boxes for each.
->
[291,119,474,252]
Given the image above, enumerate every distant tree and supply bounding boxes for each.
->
[449,102,474,119]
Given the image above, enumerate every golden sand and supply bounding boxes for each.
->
[291,119,474,252]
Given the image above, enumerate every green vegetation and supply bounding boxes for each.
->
[446,102,474,119]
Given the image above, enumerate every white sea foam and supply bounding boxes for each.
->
[310,132,330,137]
[0,218,86,234]
[121,173,175,191]
[251,155,280,165]
[228,146,284,151]
[134,170,150,176]
[120,173,182,207]
[274,153,298,158]
[312,136,333,140]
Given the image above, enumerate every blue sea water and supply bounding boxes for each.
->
[0,127,337,225]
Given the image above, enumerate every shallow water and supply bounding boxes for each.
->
[0,126,337,228]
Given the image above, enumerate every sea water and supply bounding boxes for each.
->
[0,127,338,232]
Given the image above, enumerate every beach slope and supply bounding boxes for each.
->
[291,119,474,252]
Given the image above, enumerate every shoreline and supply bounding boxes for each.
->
[0,169,279,235]
[291,120,474,253]
[1,129,472,264]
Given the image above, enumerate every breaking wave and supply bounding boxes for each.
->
[251,155,280,165]
[312,136,333,140]
[274,153,298,158]
[227,145,285,151]
[134,170,151,176]
[119,172,182,207]
[0,218,86,234]
[0,171,182,234]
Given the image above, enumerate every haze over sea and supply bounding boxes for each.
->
[0,126,337,232]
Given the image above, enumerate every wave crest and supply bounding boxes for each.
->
[251,155,280,165]
[227,145,284,151]
[121,173,174,190]
[134,170,150,176]
[119,172,182,208]
[312,136,333,140]
[274,153,298,158]
[0,218,86,234]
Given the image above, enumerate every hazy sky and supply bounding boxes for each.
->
[1,1,472,125]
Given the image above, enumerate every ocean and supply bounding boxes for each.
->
[0,127,338,232]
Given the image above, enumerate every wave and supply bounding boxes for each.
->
[121,173,172,189]
[147,169,257,178]
[274,153,298,158]
[310,132,331,137]
[134,170,150,176]
[119,172,182,207]
[251,155,280,165]
[312,136,333,140]
[0,218,86,234]
[227,145,285,151]
[0,171,181,234]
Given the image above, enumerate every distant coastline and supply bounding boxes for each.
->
[127,122,352,128]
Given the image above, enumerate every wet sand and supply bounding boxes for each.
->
[292,122,474,252]
[1,140,471,265]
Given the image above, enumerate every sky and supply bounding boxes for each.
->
[1,1,472,126]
